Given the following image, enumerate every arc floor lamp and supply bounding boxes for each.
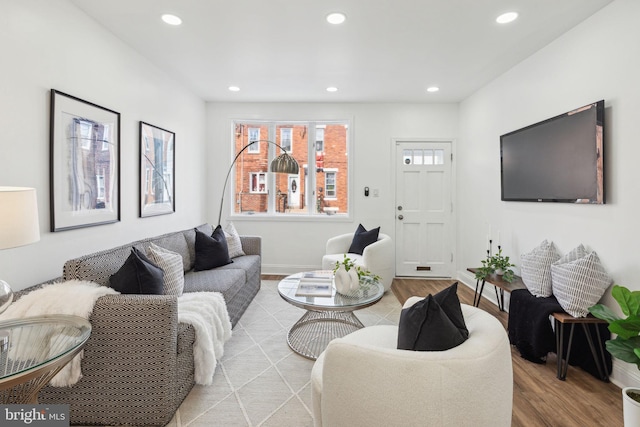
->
[217,140,299,225]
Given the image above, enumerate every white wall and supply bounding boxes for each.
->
[0,0,207,290]
[457,0,640,387]
[207,102,458,274]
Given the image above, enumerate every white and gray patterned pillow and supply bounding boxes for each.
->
[551,245,611,317]
[147,242,185,296]
[520,240,560,297]
[224,222,245,258]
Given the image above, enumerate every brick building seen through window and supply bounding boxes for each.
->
[232,121,349,215]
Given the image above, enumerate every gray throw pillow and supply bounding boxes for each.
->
[147,242,185,296]
[520,240,560,297]
[551,245,612,317]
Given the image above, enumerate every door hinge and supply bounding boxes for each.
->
[451,253,454,262]
[450,153,453,161]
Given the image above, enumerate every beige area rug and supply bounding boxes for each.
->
[169,280,402,427]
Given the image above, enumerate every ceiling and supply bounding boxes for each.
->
[69,0,613,103]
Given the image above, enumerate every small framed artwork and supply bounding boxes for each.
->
[139,121,175,217]
[50,89,120,232]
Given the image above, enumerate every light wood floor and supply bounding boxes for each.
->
[391,277,623,427]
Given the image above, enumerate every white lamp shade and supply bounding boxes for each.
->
[0,187,40,249]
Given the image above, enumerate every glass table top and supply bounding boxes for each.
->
[0,315,92,381]
[278,271,384,311]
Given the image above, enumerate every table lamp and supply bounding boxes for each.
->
[0,187,40,314]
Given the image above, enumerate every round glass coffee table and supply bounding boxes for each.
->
[0,315,92,403]
[278,272,384,360]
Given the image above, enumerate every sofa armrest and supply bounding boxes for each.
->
[326,233,355,255]
[39,293,183,425]
[240,235,261,256]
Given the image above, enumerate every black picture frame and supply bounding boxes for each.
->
[50,89,121,231]
[139,121,175,217]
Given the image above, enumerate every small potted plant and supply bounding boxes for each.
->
[589,285,640,426]
[474,247,516,283]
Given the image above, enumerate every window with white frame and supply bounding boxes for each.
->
[230,120,350,217]
[324,170,337,199]
[250,172,267,194]
[280,127,292,153]
[248,128,260,153]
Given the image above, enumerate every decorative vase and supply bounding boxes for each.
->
[334,265,360,295]
[494,268,504,276]
[623,387,640,427]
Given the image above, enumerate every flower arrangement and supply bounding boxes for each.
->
[333,254,380,289]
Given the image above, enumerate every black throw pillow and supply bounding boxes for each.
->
[432,282,469,339]
[397,283,469,351]
[194,225,233,271]
[347,224,380,255]
[110,247,164,295]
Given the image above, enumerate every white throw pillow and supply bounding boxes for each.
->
[147,242,185,296]
[551,245,611,317]
[224,222,245,258]
[520,240,560,297]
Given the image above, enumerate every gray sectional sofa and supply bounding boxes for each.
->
[20,223,261,426]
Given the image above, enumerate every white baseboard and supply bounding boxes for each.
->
[262,263,321,276]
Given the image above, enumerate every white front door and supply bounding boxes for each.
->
[288,175,300,208]
[395,141,454,278]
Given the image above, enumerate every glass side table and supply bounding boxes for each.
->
[0,315,91,403]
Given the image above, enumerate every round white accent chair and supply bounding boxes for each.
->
[321,232,394,292]
[310,297,513,427]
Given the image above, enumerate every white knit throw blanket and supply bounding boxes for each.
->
[177,291,232,385]
[0,280,118,386]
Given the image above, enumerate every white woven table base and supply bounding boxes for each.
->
[287,310,364,360]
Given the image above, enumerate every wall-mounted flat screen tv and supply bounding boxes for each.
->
[500,100,605,204]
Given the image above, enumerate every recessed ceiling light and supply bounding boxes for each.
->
[161,14,182,26]
[326,86,338,92]
[326,12,346,25]
[427,86,440,93]
[228,86,240,92]
[496,12,518,24]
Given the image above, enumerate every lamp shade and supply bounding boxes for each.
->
[0,187,40,250]
[270,152,300,175]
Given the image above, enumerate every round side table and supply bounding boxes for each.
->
[0,315,91,403]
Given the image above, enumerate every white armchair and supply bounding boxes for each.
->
[321,232,394,291]
[310,299,513,427]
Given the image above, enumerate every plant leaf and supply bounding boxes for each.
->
[609,317,640,340]
[606,336,640,368]
[612,285,640,317]
[588,304,620,323]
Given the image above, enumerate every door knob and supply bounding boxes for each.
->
[398,215,404,220]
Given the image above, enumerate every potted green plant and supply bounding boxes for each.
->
[474,247,516,283]
[589,285,640,426]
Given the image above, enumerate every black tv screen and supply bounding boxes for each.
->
[500,100,605,204]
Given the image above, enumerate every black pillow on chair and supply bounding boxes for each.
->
[348,224,380,255]
[110,247,165,295]
[194,225,233,271]
[397,282,469,351]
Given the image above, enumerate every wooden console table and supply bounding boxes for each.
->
[467,268,526,311]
